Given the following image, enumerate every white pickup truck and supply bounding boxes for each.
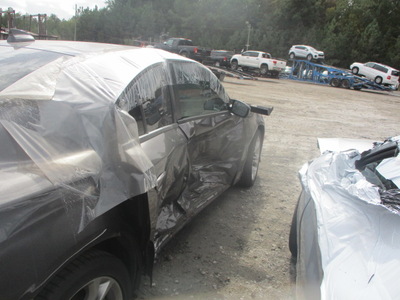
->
[230,50,286,77]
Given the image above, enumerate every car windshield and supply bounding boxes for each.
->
[0,45,64,91]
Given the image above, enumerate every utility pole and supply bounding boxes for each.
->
[74,4,77,41]
[245,21,251,51]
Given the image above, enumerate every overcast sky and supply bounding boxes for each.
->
[2,0,108,20]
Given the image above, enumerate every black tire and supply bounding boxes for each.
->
[289,201,299,259]
[351,67,359,75]
[36,250,132,300]
[289,52,295,59]
[329,78,340,87]
[180,51,189,58]
[237,131,263,187]
[374,76,383,84]
[231,60,238,70]
[260,64,269,75]
[341,79,350,89]
[306,54,312,61]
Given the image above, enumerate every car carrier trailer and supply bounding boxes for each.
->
[285,59,395,91]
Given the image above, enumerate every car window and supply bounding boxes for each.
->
[373,64,388,73]
[181,40,190,46]
[170,61,228,119]
[117,63,173,135]
[365,62,375,68]
[392,70,400,76]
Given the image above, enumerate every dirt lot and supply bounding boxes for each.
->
[137,77,400,300]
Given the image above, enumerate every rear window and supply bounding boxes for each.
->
[392,70,400,77]
[0,45,63,91]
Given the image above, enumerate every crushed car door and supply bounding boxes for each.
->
[170,61,248,217]
[116,62,190,249]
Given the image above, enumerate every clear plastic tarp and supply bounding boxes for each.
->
[0,42,229,239]
[297,137,400,299]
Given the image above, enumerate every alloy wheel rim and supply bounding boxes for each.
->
[70,276,123,300]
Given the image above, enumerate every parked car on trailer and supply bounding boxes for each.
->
[153,37,211,62]
[203,50,234,67]
[290,136,400,300]
[0,29,273,300]
[350,62,399,89]
[288,45,325,62]
[230,50,287,77]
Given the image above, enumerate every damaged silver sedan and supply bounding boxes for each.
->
[290,136,400,300]
[0,30,272,300]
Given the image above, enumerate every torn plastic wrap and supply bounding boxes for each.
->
[0,42,260,249]
[0,47,189,238]
[297,137,400,300]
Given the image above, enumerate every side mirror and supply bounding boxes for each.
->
[229,99,250,118]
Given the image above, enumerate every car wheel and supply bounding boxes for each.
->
[341,79,350,89]
[237,131,263,187]
[289,52,295,59]
[329,78,340,87]
[260,64,269,75]
[214,61,220,67]
[36,250,133,300]
[231,60,238,70]
[351,67,359,75]
[374,76,383,84]
[180,51,189,58]
[289,201,299,259]
[306,54,312,61]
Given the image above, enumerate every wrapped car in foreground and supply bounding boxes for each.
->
[0,30,272,299]
[290,136,400,300]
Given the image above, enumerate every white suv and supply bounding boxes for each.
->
[350,62,400,89]
[288,45,324,61]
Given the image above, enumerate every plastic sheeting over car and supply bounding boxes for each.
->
[297,137,400,300]
[0,41,231,239]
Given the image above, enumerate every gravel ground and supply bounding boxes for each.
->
[136,76,400,300]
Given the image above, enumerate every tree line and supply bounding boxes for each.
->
[9,0,400,69]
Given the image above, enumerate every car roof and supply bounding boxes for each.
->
[0,39,191,102]
[368,62,399,71]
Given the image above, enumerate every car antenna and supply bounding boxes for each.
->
[7,29,35,45]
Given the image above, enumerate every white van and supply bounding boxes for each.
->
[350,62,399,89]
